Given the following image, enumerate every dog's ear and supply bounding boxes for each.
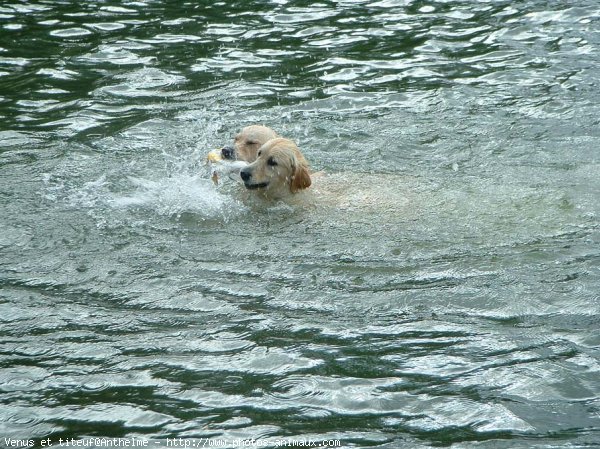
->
[290,162,311,193]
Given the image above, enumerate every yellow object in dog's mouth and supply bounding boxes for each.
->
[205,149,248,186]
[206,149,222,163]
[206,150,222,185]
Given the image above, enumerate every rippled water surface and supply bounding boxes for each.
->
[1,1,599,447]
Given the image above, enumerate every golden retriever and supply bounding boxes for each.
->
[209,126,417,215]
[221,125,278,162]
[239,138,312,199]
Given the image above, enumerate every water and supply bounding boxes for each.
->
[1,1,599,447]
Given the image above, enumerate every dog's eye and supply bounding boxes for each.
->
[267,157,278,167]
[246,140,258,145]
[257,150,262,157]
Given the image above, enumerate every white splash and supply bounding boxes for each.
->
[43,170,247,223]
[115,174,246,219]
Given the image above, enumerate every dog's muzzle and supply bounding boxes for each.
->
[221,146,236,160]
[240,168,268,190]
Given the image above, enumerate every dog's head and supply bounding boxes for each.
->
[221,125,278,162]
[239,138,311,198]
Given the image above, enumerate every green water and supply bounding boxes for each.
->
[1,1,599,448]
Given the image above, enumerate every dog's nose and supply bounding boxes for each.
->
[221,146,235,160]
[240,169,251,182]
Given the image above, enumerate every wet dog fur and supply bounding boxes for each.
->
[221,125,278,163]
[239,138,312,199]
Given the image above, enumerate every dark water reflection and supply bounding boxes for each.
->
[1,1,599,448]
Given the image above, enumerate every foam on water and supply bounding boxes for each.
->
[115,175,246,219]
[42,159,247,225]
